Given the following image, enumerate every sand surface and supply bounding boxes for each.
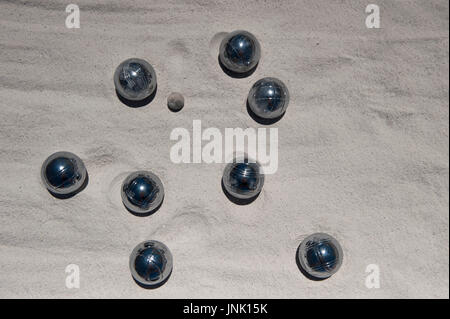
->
[0,0,448,298]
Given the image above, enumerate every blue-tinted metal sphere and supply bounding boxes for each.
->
[114,58,157,101]
[222,159,264,200]
[129,240,173,287]
[121,171,164,215]
[247,77,289,119]
[41,151,87,196]
[297,233,343,279]
[219,30,261,74]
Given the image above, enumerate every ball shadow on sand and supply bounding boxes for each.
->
[132,270,172,289]
[246,100,286,125]
[168,105,183,113]
[218,55,258,79]
[221,178,260,205]
[123,196,164,217]
[47,172,89,199]
[115,85,157,108]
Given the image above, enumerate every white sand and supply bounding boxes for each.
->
[0,0,448,298]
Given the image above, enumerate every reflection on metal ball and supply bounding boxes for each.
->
[297,233,343,279]
[114,58,157,101]
[121,171,164,215]
[129,240,173,287]
[222,157,264,200]
[247,77,289,119]
[41,151,87,197]
[219,30,261,74]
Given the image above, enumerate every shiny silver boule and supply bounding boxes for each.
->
[129,240,173,288]
[41,151,87,197]
[222,157,264,200]
[247,77,289,119]
[114,58,157,101]
[121,171,164,215]
[219,30,261,74]
[297,233,343,279]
